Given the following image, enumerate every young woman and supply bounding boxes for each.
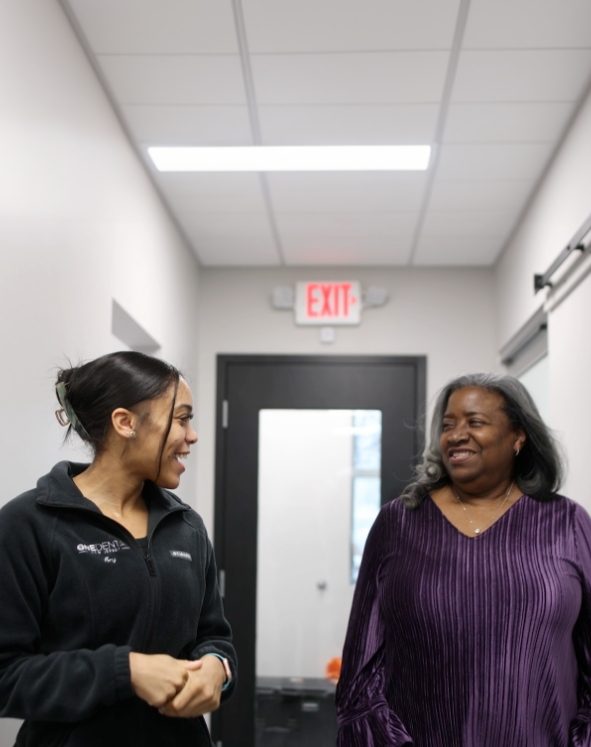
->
[0,351,236,747]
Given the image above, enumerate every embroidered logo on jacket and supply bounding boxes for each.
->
[76,540,130,555]
[170,550,192,561]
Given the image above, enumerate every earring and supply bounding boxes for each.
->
[128,430,136,439]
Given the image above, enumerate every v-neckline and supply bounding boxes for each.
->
[428,491,526,540]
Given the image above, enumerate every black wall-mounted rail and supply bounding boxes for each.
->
[534,212,591,293]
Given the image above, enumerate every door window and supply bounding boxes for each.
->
[256,409,382,746]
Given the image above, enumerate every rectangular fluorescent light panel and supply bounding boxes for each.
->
[148,145,431,172]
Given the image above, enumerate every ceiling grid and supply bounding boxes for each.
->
[60,0,591,268]
[407,0,471,265]
[231,0,287,266]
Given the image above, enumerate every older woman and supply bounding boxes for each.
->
[336,373,591,747]
[0,351,236,747]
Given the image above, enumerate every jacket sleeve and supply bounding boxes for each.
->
[336,504,413,745]
[0,500,133,721]
[189,532,237,699]
[569,505,591,746]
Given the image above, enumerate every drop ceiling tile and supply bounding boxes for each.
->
[421,209,519,238]
[258,104,438,145]
[170,192,267,216]
[251,52,449,104]
[65,0,238,53]
[180,212,280,265]
[276,211,417,239]
[413,235,503,265]
[436,143,554,181]
[182,211,269,234]
[156,173,267,212]
[452,50,591,102]
[428,179,534,212]
[282,236,412,266]
[464,0,591,49]
[268,173,428,212]
[122,105,252,146]
[97,54,246,105]
[243,0,461,52]
[190,236,280,266]
[277,212,416,265]
[443,102,574,143]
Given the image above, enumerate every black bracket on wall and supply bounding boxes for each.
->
[534,212,591,293]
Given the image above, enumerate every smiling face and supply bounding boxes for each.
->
[440,386,524,495]
[133,377,198,489]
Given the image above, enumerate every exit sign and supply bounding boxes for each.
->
[295,281,361,325]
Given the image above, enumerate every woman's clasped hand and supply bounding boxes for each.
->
[130,653,225,717]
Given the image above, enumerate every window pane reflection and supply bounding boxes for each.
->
[351,411,382,582]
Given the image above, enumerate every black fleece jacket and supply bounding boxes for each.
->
[0,462,236,747]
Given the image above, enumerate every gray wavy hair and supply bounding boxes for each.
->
[401,372,564,508]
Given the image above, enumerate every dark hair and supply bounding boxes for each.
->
[55,351,181,459]
[401,372,564,508]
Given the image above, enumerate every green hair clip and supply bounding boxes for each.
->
[55,381,90,439]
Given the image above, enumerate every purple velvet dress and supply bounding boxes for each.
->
[336,494,591,746]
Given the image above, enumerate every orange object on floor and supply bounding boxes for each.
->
[325,656,341,683]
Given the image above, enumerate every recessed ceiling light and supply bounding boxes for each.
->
[147,145,431,172]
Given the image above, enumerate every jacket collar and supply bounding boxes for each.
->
[35,461,190,518]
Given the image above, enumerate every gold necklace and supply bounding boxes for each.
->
[453,482,514,535]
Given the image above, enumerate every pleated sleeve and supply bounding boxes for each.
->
[336,503,413,745]
[569,505,591,746]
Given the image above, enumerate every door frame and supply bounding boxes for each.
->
[211,354,426,745]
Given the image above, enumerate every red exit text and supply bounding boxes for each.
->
[295,281,361,325]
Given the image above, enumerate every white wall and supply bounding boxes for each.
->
[547,272,591,504]
[495,89,591,347]
[0,0,201,511]
[196,266,497,532]
[495,84,591,506]
[0,2,201,737]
